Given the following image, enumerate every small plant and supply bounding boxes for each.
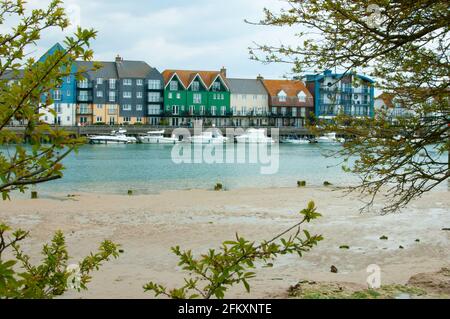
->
[399,245,404,249]
[380,235,388,240]
[0,222,121,299]
[214,183,223,191]
[128,190,133,196]
[339,245,350,249]
[144,201,323,299]
[415,239,421,242]
[323,181,332,186]
[297,181,306,187]
[31,191,38,199]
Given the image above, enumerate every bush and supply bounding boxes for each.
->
[297,181,306,187]
[214,183,223,191]
[0,222,121,299]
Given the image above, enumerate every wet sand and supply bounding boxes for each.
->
[1,187,449,299]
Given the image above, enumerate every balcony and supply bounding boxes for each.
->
[77,94,93,102]
[77,82,93,89]
[77,106,93,115]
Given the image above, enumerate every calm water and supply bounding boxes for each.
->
[3,143,446,195]
[28,143,357,195]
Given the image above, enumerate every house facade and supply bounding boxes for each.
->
[261,79,314,128]
[228,77,269,127]
[39,43,78,126]
[75,56,164,126]
[305,70,375,119]
[161,69,231,127]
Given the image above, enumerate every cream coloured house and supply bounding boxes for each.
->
[228,78,269,127]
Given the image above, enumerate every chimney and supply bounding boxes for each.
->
[115,54,123,63]
[220,66,227,77]
[256,74,264,81]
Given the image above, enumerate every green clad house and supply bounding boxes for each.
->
[161,68,231,126]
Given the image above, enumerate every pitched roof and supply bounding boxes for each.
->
[162,69,227,89]
[76,61,118,79]
[261,79,313,98]
[227,78,267,95]
[375,93,395,108]
[115,60,153,78]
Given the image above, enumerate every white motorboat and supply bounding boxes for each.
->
[282,137,311,144]
[235,129,276,144]
[316,132,345,144]
[138,130,179,144]
[88,129,137,144]
[190,128,228,144]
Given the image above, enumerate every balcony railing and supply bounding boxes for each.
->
[77,107,93,115]
[77,94,93,102]
[77,82,93,89]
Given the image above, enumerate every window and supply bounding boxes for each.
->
[298,91,306,102]
[292,107,297,117]
[213,94,217,100]
[136,79,143,86]
[53,90,61,101]
[172,105,179,115]
[109,79,116,89]
[136,104,143,111]
[272,107,277,114]
[193,93,201,104]
[123,117,131,122]
[170,81,178,91]
[96,116,103,122]
[67,90,71,97]
[253,95,257,100]
[278,90,287,102]
[148,92,160,102]
[221,106,226,116]
[192,81,200,91]
[109,91,116,102]
[301,107,306,117]
[168,92,173,99]
[211,106,217,116]
[96,104,103,109]
[176,93,181,99]
[54,104,62,113]
[137,92,143,99]
[123,79,132,86]
[67,77,71,84]
[97,78,103,85]
[123,91,132,99]
[78,79,89,88]
[136,117,142,123]
[189,105,194,115]
[200,105,205,115]
[96,90,103,98]
[148,105,161,115]
[78,91,89,101]
[108,105,117,115]
[67,116,70,122]
[148,80,161,90]
[122,104,132,111]
[212,81,220,91]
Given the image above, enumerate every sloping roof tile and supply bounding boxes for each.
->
[262,79,313,98]
[162,69,227,89]
[227,78,267,95]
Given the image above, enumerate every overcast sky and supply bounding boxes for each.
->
[16,0,310,79]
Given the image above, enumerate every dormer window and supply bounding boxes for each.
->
[297,91,306,102]
[278,90,287,102]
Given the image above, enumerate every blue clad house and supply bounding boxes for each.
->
[38,43,77,126]
[305,70,375,119]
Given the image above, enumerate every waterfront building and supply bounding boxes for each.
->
[305,70,375,119]
[39,43,78,126]
[76,55,164,126]
[261,79,314,128]
[161,68,231,127]
[228,77,269,127]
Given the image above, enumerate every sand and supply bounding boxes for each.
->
[1,186,449,299]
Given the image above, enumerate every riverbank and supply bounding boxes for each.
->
[1,186,449,298]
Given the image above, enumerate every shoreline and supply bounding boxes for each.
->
[1,186,449,298]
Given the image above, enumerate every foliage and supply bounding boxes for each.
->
[250,0,449,213]
[0,0,98,199]
[214,183,223,191]
[144,201,323,299]
[0,222,121,299]
[288,281,428,299]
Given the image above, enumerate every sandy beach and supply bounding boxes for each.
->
[1,186,449,299]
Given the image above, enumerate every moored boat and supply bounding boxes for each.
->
[138,130,180,144]
[88,129,137,144]
[190,128,228,144]
[235,129,276,144]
